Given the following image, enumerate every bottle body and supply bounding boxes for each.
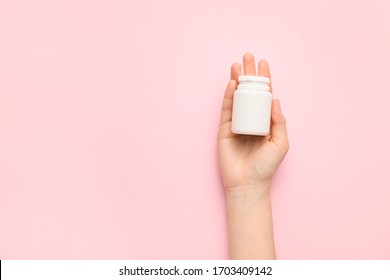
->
[231,76,272,136]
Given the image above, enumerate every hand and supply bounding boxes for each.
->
[217,53,289,192]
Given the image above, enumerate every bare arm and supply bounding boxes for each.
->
[226,184,275,259]
[217,53,289,259]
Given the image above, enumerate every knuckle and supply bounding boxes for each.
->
[281,116,287,125]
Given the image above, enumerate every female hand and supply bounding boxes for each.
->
[217,53,289,193]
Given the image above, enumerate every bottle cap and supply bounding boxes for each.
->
[238,75,270,84]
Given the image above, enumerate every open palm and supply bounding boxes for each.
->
[217,53,289,190]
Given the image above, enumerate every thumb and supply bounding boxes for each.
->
[270,99,289,152]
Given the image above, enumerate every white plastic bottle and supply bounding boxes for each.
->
[231,75,272,136]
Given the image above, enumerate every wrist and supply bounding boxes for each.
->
[225,183,271,202]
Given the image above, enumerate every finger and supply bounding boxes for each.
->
[230,63,242,82]
[219,79,237,126]
[243,52,256,76]
[258,59,273,93]
[270,99,288,153]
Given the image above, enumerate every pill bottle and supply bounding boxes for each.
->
[231,75,272,136]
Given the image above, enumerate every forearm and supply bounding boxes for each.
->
[225,184,276,260]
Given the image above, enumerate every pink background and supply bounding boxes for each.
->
[1,0,390,259]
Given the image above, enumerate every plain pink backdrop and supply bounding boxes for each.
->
[1,0,390,259]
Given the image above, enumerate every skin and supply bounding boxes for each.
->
[217,53,289,259]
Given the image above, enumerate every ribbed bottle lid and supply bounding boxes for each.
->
[238,75,270,83]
